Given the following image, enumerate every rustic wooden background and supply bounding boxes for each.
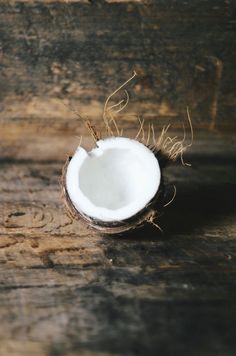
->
[0,1,236,355]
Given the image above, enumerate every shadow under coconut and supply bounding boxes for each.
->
[159,182,236,238]
[106,153,236,241]
[160,153,236,239]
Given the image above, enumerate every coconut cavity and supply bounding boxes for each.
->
[66,137,161,223]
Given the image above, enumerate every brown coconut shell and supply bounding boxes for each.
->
[60,71,193,234]
[60,146,172,235]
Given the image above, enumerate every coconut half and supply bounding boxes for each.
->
[61,71,193,234]
[62,137,164,234]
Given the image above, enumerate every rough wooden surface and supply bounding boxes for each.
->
[1,0,236,355]
[0,0,236,130]
[0,128,236,355]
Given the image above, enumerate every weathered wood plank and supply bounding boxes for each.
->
[0,123,235,160]
[0,131,236,355]
[0,1,235,130]
[0,0,236,353]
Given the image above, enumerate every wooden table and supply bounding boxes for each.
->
[0,1,236,355]
[0,128,235,356]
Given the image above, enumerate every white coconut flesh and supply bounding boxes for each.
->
[66,137,161,222]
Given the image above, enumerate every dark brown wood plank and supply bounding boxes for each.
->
[0,0,235,130]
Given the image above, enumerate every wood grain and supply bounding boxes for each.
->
[0,0,236,354]
[0,128,236,355]
[0,0,236,130]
